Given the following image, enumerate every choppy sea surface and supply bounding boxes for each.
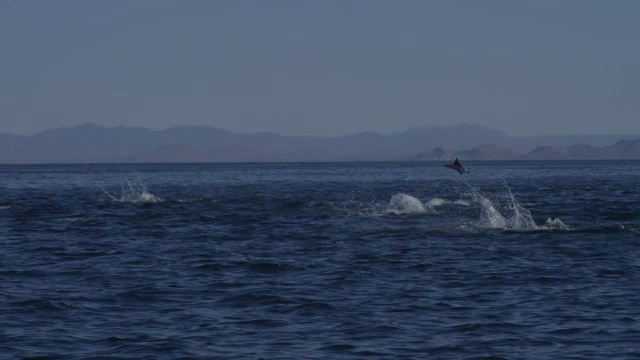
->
[1,161,639,359]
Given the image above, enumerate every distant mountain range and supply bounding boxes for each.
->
[0,123,639,163]
[415,140,640,161]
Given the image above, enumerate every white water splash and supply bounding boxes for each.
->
[542,217,570,230]
[472,189,572,231]
[504,185,538,230]
[101,181,162,203]
[427,198,447,207]
[387,193,431,214]
[427,198,471,207]
[466,180,542,231]
[475,193,508,229]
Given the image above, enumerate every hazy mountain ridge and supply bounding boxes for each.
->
[0,123,639,163]
[522,139,640,160]
[416,140,640,161]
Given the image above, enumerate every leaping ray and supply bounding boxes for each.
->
[444,157,468,175]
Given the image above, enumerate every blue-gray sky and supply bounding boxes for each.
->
[1,0,639,137]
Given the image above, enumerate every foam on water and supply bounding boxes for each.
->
[348,184,565,232]
[427,198,447,207]
[426,198,470,208]
[387,193,431,214]
[454,199,471,206]
[543,217,570,230]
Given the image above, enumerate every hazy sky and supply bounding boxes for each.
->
[1,1,639,137]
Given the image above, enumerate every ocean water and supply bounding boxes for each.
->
[1,161,639,359]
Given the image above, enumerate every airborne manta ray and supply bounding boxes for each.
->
[444,157,468,175]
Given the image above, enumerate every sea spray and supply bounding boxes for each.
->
[503,181,538,230]
[460,177,540,230]
[474,192,508,229]
[100,178,162,203]
[427,198,447,207]
[387,193,431,214]
[543,217,570,230]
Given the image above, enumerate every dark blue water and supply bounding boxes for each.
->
[1,161,639,359]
